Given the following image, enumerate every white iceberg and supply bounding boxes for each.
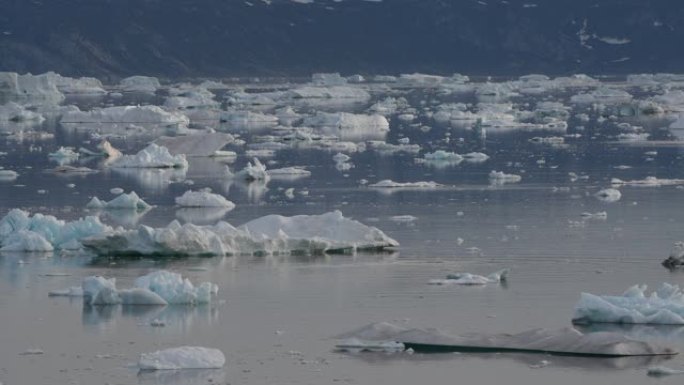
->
[48,147,79,160]
[424,150,464,162]
[60,106,189,128]
[111,143,189,169]
[573,284,684,325]
[175,189,235,209]
[82,210,398,256]
[369,180,442,189]
[79,270,218,306]
[611,177,684,187]
[267,167,311,178]
[304,112,389,132]
[595,188,622,203]
[0,102,45,123]
[489,171,522,184]
[228,158,270,182]
[0,169,19,180]
[0,72,65,104]
[119,76,161,93]
[139,346,225,370]
[428,269,509,286]
[154,133,234,157]
[87,191,152,211]
[0,230,54,252]
[79,140,122,159]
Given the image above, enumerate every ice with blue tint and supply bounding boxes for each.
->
[0,209,112,251]
[87,191,152,211]
[573,283,684,325]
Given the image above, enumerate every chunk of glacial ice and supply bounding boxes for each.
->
[303,112,389,133]
[87,191,152,211]
[428,269,509,286]
[175,189,235,209]
[595,188,622,203]
[488,171,522,184]
[81,210,398,256]
[110,143,189,169]
[336,323,677,356]
[154,133,234,157]
[0,170,19,180]
[0,102,45,123]
[60,106,189,128]
[368,180,442,189]
[227,158,270,182]
[611,177,684,187]
[0,72,65,104]
[0,209,112,251]
[118,76,161,93]
[573,284,684,325]
[81,270,218,305]
[266,167,311,179]
[139,346,225,370]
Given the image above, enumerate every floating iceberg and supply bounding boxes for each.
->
[139,346,225,370]
[595,188,622,203]
[0,72,65,104]
[0,102,45,123]
[111,143,189,169]
[648,366,684,377]
[60,106,189,128]
[82,210,398,256]
[267,167,311,178]
[154,133,234,157]
[0,209,112,251]
[303,112,389,140]
[72,270,218,306]
[0,169,19,180]
[87,191,152,211]
[228,158,269,182]
[573,284,684,325]
[79,140,122,159]
[48,147,79,160]
[369,180,442,189]
[219,110,278,127]
[119,76,161,93]
[662,242,684,269]
[489,171,522,184]
[424,150,464,162]
[611,177,684,187]
[428,269,509,286]
[336,323,677,357]
[175,189,235,209]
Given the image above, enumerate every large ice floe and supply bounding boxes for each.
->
[175,189,235,209]
[81,210,398,256]
[60,106,189,128]
[139,346,225,370]
[573,283,684,325]
[335,322,676,357]
[0,209,112,252]
[110,143,189,169]
[87,191,152,211]
[50,270,218,306]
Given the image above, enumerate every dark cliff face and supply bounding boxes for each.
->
[0,0,683,79]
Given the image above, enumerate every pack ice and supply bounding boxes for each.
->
[139,346,225,370]
[111,143,189,169]
[573,283,684,325]
[82,210,398,256]
[0,209,112,252]
[336,322,677,357]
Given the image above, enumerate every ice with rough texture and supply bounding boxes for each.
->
[489,171,522,184]
[139,346,225,370]
[154,133,234,157]
[0,102,45,123]
[82,210,398,256]
[87,191,152,211]
[119,76,161,93]
[111,144,189,169]
[0,72,65,104]
[303,112,389,133]
[573,283,684,325]
[336,322,677,356]
[61,106,189,128]
[229,158,270,182]
[0,209,112,251]
[0,170,19,180]
[81,270,218,305]
[429,269,509,286]
[175,189,235,209]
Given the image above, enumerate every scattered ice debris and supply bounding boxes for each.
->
[573,283,684,325]
[595,188,621,203]
[367,140,421,154]
[73,270,218,306]
[647,366,684,377]
[111,143,189,169]
[228,158,270,182]
[82,210,398,256]
[118,76,161,93]
[139,346,225,370]
[0,170,19,180]
[0,209,112,251]
[424,150,463,163]
[611,177,684,187]
[219,110,278,127]
[175,189,235,209]
[335,323,676,356]
[87,191,152,211]
[48,286,84,297]
[303,112,389,136]
[369,180,442,189]
[61,105,189,128]
[489,171,522,184]
[154,133,234,157]
[429,269,508,286]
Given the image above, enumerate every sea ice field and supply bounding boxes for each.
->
[3,72,684,384]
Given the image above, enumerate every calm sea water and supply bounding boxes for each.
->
[1,86,684,385]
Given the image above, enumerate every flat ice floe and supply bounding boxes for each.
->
[82,210,398,256]
[573,283,684,325]
[118,76,161,93]
[428,269,509,286]
[175,189,235,209]
[0,209,112,252]
[266,166,312,179]
[87,191,152,211]
[111,143,189,169]
[611,177,684,187]
[336,322,676,356]
[154,133,234,157]
[60,105,189,128]
[489,171,522,184]
[139,346,225,370]
[369,180,442,189]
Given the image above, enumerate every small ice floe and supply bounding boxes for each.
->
[489,171,521,184]
[595,188,621,203]
[267,166,311,179]
[139,346,225,370]
[367,140,421,154]
[110,187,124,195]
[119,76,161,93]
[227,158,270,182]
[82,210,398,257]
[580,211,607,220]
[154,133,234,157]
[611,177,684,187]
[87,191,152,211]
[647,366,684,377]
[369,180,442,189]
[284,188,295,199]
[52,270,218,306]
[175,189,235,209]
[335,322,676,356]
[19,348,44,355]
[529,360,550,369]
[428,269,508,286]
[662,242,684,269]
[51,165,97,174]
[332,153,353,171]
[390,215,417,223]
[61,105,188,129]
[462,152,490,163]
[79,140,122,159]
[48,147,79,162]
[573,283,684,325]
[111,143,189,169]
[0,169,19,180]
